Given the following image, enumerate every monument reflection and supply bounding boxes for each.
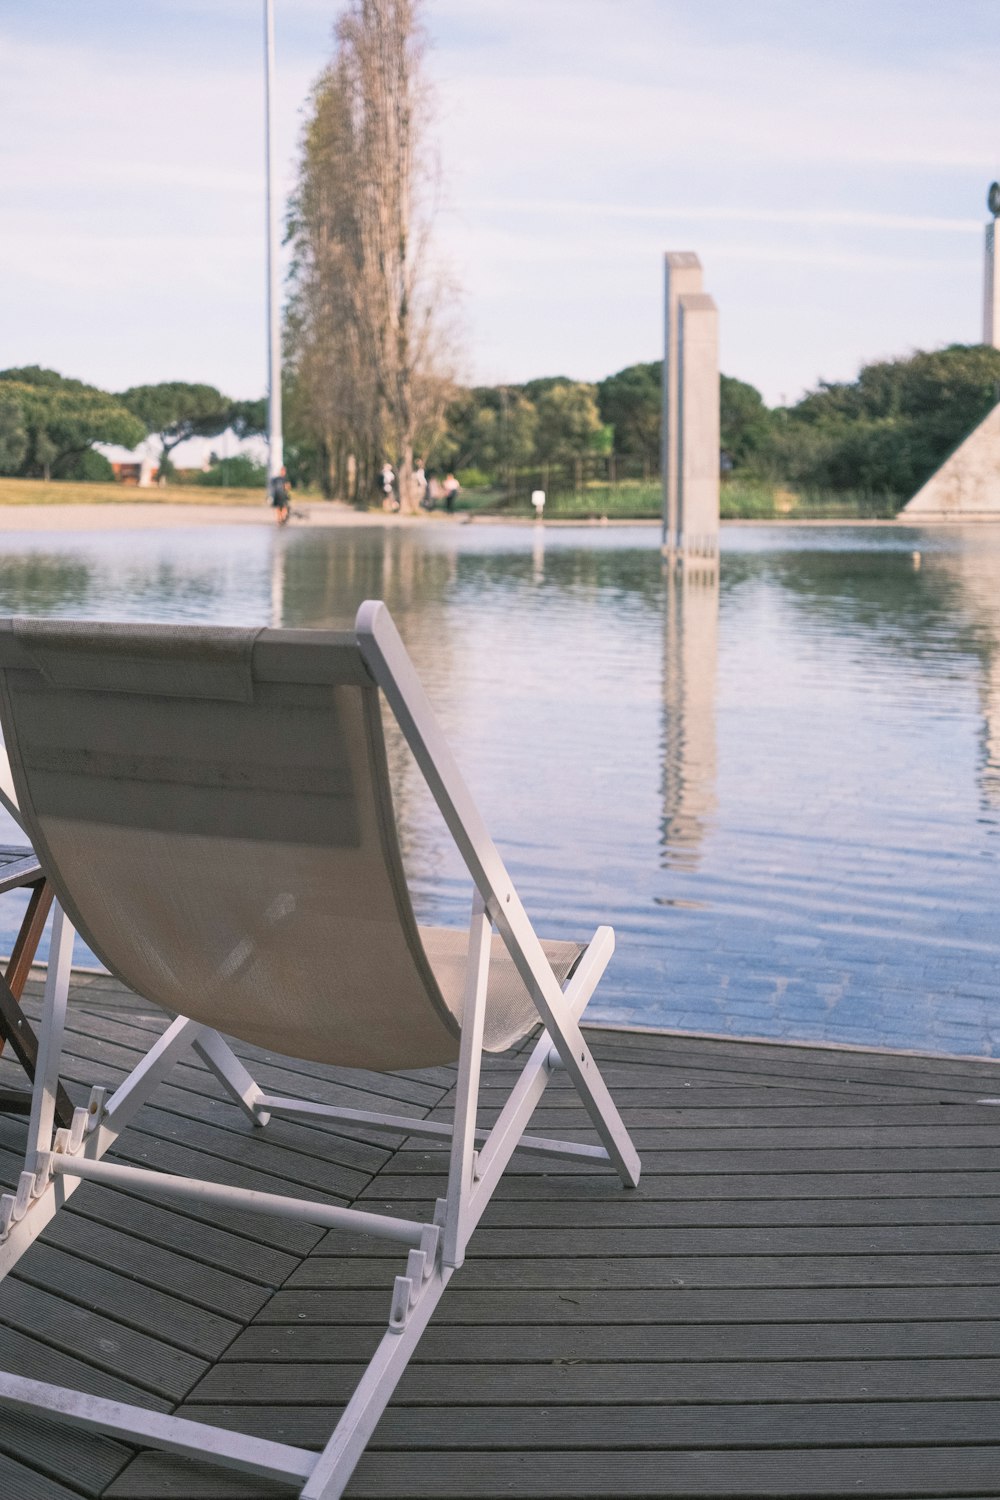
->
[922,530,1000,817]
[660,564,719,870]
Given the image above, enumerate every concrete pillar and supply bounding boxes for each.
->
[985,212,1000,349]
[677,292,720,559]
[661,253,703,552]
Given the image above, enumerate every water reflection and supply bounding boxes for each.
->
[532,524,545,585]
[2,520,1000,1057]
[277,526,457,628]
[928,535,1000,816]
[660,566,718,870]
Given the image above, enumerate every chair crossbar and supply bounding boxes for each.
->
[259,1095,611,1162]
[0,1373,316,1483]
[260,1096,438,1132]
[515,1135,610,1163]
[50,1156,427,1247]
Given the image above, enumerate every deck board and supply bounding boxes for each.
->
[2,979,1000,1496]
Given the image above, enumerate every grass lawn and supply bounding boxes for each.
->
[0,477,268,507]
[474,478,900,522]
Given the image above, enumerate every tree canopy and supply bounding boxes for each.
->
[771,344,1000,499]
[533,380,608,463]
[597,361,660,463]
[285,0,454,508]
[118,382,237,480]
[0,369,145,480]
[0,389,28,474]
[7,342,998,510]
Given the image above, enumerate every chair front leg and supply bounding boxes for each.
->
[25,903,74,1178]
[442,889,491,1269]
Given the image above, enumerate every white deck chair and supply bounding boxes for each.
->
[0,602,639,1498]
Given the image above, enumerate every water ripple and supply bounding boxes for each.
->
[0,520,998,1058]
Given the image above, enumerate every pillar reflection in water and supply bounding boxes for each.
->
[270,533,286,627]
[532,524,545,585]
[924,531,1000,817]
[660,561,718,869]
[958,547,1000,815]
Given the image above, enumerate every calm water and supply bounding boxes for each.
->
[1,517,999,1058]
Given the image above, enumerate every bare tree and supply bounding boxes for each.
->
[286,0,454,511]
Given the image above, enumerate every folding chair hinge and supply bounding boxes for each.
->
[389,1274,414,1331]
[49,1092,103,1164]
[87,1086,107,1132]
[388,1223,441,1333]
[419,1222,441,1270]
[52,1106,90,1161]
[0,1169,43,1241]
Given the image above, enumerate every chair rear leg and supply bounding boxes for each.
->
[301,1259,453,1499]
[191,1028,271,1126]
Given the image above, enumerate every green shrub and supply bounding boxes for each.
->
[194,454,268,489]
[719,480,779,519]
[62,448,115,483]
[455,467,491,489]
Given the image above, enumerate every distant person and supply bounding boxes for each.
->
[380,461,398,512]
[443,472,460,513]
[426,472,442,510]
[414,462,429,509]
[269,468,291,525]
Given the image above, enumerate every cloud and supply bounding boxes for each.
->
[0,1,994,406]
[465,198,983,236]
[0,231,265,295]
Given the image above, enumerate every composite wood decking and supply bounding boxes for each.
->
[1,974,1000,1496]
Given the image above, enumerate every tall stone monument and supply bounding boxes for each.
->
[661,253,720,562]
[985,181,1000,349]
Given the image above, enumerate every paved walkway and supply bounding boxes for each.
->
[2,975,1000,1497]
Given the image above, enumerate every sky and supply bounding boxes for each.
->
[0,0,996,408]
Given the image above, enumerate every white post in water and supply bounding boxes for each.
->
[264,0,283,493]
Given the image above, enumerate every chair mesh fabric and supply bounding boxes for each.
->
[419,926,583,1054]
[0,619,580,1070]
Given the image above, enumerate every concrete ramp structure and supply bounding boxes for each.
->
[901,400,1000,518]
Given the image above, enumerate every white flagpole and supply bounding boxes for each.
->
[264,0,283,493]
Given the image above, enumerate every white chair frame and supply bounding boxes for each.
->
[0,601,640,1499]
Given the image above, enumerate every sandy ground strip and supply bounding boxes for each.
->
[0,503,665,533]
[0,500,420,531]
